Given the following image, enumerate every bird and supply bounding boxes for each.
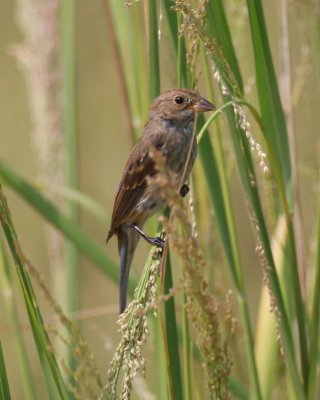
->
[106,89,215,313]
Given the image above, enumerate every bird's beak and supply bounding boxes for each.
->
[192,97,216,112]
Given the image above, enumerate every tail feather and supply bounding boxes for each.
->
[117,226,140,314]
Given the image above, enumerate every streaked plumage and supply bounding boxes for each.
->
[106,89,215,313]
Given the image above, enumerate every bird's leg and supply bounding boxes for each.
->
[128,224,165,248]
[180,184,189,198]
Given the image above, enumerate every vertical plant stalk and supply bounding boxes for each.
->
[280,0,306,296]
[307,0,320,87]
[0,243,37,400]
[198,3,264,394]
[0,185,69,400]
[111,0,150,128]
[153,316,169,400]
[103,0,136,146]
[13,0,66,265]
[308,201,320,399]
[13,0,72,368]
[150,151,232,398]
[173,3,265,395]
[162,5,252,396]
[161,252,184,400]
[60,0,79,369]
[161,0,188,87]
[182,292,192,400]
[1,186,103,399]
[255,215,287,399]
[148,0,160,99]
[0,341,11,400]
[148,2,184,397]
[176,13,187,87]
[106,247,162,399]
[171,1,303,393]
[148,3,185,399]
[246,0,309,389]
[200,52,263,400]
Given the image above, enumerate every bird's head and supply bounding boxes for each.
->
[148,89,215,126]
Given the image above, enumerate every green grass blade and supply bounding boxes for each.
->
[255,216,288,399]
[201,36,304,396]
[131,4,149,117]
[161,0,178,52]
[181,292,191,400]
[25,306,63,400]
[161,0,188,87]
[61,0,79,310]
[228,377,249,400]
[164,4,262,396]
[110,0,147,122]
[149,7,184,399]
[55,185,108,222]
[206,0,243,92]
[109,0,136,118]
[149,0,160,99]
[308,203,320,399]
[246,0,309,388]
[0,341,11,400]
[196,1,306,394]
[198,120,263,400]
[246,0,291,194]
[60,0,79,377]
[197,130,238,283]
[0,160,137,293]
[201,4,264,393]
[225,106,304,398]
[0,242,37,400]
[103,0,136,146]
[0,185,69,400]
[153,316,169,400]
[162,252,184,400]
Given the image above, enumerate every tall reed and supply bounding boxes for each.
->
[0,1,319,399]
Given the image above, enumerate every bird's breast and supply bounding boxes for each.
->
[164,125,197,176]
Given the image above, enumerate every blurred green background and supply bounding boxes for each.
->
[1,0,320,399]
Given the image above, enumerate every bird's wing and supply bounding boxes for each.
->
[107,147,157,240]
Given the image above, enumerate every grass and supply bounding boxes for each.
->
[0,0,319,399]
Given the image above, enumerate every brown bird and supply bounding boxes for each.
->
[106,89,215,313]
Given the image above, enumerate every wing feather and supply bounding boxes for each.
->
[107,148,157,240]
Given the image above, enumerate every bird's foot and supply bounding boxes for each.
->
[128,224,166,248]
[149,236,165,248]
[180,184,189,198]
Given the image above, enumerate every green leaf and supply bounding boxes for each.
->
[162,251,184,400]
[207,0,243,92]
[308,202,320,399]
[197,116,263,400]
[246,0,291,199]
[161,0,188,87]
[55,185,108,222]
[149,0,160,100]
[0,185,69,399]
[0,242,37,400]
[0,159,137,294]
[0,341,11,400]
[246,0,309,389]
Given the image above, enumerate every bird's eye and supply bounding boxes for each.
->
[174,96,185,105]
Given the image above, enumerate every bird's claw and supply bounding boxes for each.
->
[180,184,189,198]
[151,236,165,248]
[128,224,165,248]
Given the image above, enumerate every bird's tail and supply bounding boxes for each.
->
[117,225,140,314]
